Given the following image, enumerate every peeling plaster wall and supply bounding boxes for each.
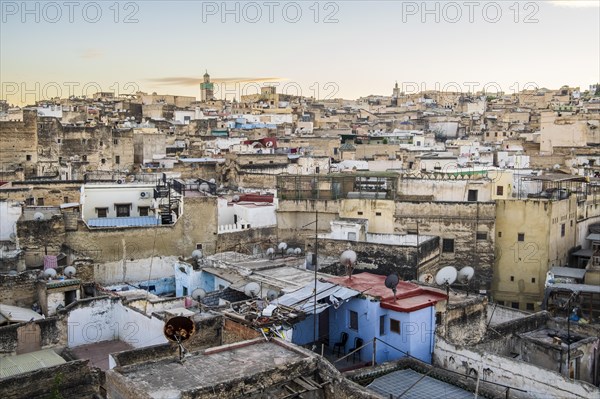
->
[434,337,600,399]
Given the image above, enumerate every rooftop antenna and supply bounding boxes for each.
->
[384,273,400,301]
[163,316,196,362]
[340,250,357,280]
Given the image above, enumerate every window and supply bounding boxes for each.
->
[96,208,108,218]
[115,155,120,164]
[467,189,478,202]
[138,206,149,217]
[526,303,535,311]
[347,232,357,241]
[376,212,382,216]
[57,139,61,144]
[196,243,203,250]
[116,204,131,217]
[357,211,363,216]
[510,276,514,282]
[349,310,358,331]
[26,155,31,161]
[37,198,44,206]
[101,158,106,164]
[390,319,400,334]
[498,231,502,237]
[379,315,386,336]
[518,233,525,242]
[561,223,565,237]
[497,301,504,306]
[113,139,118,145]
[511,302,520,309]
[82,155,87,162]
[496,185,504,195]
[64,196,69,203]
[442,238,455,253]
[531,277,536,283]
[476,231,487,240]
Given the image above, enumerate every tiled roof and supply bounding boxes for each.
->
[0,349,65,379]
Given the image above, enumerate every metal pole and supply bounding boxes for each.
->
[372,338,376,366]
[313,202,318,345]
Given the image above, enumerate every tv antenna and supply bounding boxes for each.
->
[163,316,196,362]
[340,250,357,279]
[385,273,400,300]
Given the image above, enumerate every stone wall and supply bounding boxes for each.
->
[0,110,38,177]
[434,336,600,399]
[222,318,261,344]
[0,359,102,399]
[216,226,277,253]
[0,270,39,306]
[0,316,66,356]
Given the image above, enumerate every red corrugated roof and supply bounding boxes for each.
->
[326,272,447,312]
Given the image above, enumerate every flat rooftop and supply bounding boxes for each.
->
[368,369,473,399]
[110,340,310,398]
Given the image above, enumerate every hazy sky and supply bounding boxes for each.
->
[1,0,599,104]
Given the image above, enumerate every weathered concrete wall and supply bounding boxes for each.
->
[394,201,496,291]
[222,318,261,345]
[434,336,599,399]
[439,296,488,346]
[0,110,38,177]
[0,270,39,307]
[17,214,66,267]
[277,199,341,243]
[0,317,66,356]
[65,195,218,263]
[216,226,277,253]
[316,237,439,281]
[0,359,102,399]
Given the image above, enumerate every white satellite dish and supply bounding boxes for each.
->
[64,266,76,277]
[8,233,16,243]
[278,242,287,252]
[244,282,261,298]
[457,267,475,284]
[266,289,279,301]
[43,268,57,279]
[34,212,45,221]
[232,195,240,202]
[199,183,210,192]
[419,273,434,284]
[266,247,275,255]
[435,266,458,286]
[286,248,294,255]
[340,250,357,279]
[191,250,203,260]
[192,288,206,301]
[209,178,216,184]
[294,248,302,255]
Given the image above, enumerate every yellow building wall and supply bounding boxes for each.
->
[339,199,395,234]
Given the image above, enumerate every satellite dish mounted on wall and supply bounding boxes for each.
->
[340,250,357,280]
[384,273,399,301]
[34,212,45,221]
[191,288,206,301]
[163,316,196,362]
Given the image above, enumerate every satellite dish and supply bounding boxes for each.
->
[209,178,216,184]
[191,250,203,260]
[384,273,399,299]
[286,248,294,255]
[266,289,279,301]
[419,273,434,284]
[244,282,261,297]
[294,248,302,255]
[457,267,475,284]
[435,266,458,286]
[266,247,275,255]
[8,270,18,276]
[278,242,287,253]
[232,195,240,202]
[8,233,16,243]
[163,316,195,344]
[64,266,76,277]
[191,288,206,301]
[43,268,57,279]
[199,183,210,192]
[34,212,45,221]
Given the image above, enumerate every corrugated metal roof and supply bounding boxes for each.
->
[367,369,473,399]
[0,349,66,379]
[586,233,600,241]
[0,304,44,323]
[275,281,359,314]
[549,267,586,280]
[87,216,160,228]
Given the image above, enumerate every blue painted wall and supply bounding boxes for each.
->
[137,277,175,296]
[328,297,436,364]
